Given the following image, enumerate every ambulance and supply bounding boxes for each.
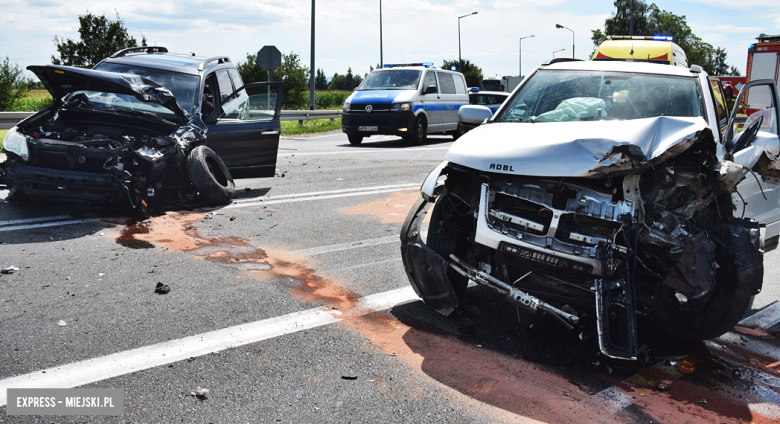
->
[592,35,688,67]
[341,63,469,145]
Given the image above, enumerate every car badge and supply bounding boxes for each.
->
[365,105,373,113]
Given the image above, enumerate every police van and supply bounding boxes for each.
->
[341,63,469,145]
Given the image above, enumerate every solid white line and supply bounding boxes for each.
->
[222,187,417,210]
[293,236,399,256]
[716,332,780,362]
[0,215,74,227]
[278,146,449,157]
[740,301,780,329]
[0,286,419,406]
[0,218,102,233]
[231,183,419,204]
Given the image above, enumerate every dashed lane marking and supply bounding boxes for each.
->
[0,218,101,233]
[230,183,419,205]
[0,286,419,406]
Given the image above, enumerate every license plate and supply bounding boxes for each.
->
[358,126,378,131]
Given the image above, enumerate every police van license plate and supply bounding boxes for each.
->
[358,126,378,131]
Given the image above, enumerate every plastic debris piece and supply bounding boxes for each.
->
[697,399,707,404]
[245,187,251,192]
[296,390,304,399]
[640,393,645,397]
[341,376,358,380]
[657,380,673,390]
[2,266,20,274]
[155,282,170,294]
[98,273,104,277]
[230,216,236,221]
[191,387,209,398]
[57,320,67,326]
[677,360,694,374]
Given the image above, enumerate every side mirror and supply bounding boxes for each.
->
[423,85,437,95]
[458,105,493,126]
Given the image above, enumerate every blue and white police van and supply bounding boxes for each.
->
[341,63,469,145]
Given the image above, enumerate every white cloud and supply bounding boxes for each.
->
[681,0,780,9]
[698,24,764,33]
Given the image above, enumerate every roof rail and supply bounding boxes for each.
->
[541,58,583,66]
[198,56,232,71]
[111,46,169,58]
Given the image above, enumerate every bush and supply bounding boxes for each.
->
[314,91,350,109]
[0,57,30,111]
[10,97,53,111]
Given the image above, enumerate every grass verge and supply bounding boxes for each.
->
[281,118,341,136]
[0,129,6,151]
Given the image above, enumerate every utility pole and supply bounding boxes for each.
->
[310,0,315,110]
[630,0,634,36]
[519,35,534,77]
[379,0,383,67]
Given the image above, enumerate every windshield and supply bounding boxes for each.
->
[483,80,502,91]
[497,70,703,123]
[358,70,421,90]
[93,62,199,117]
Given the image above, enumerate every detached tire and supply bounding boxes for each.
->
[186,145,235,205]
[348,134,363,145]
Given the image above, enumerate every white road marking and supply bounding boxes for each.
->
[231,183,419,205]
[740,301,780,329]
[716,332,780,361]
[278,146,449,157]
[0,218,102,233]
[0,286,419,406]
[592,387,633,412]
[0,215,74,226]
[293,235,399,256]
[222,187,418,210]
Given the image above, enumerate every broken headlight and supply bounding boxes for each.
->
[2,127,29,161]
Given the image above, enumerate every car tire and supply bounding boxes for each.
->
[409,115,427,146]
[348,134,363,145]
[451,124,465,140]
[186,145,235,205]
[427,192,472,300]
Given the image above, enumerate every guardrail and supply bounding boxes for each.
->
[0,110,342,130]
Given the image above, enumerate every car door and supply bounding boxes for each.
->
[436,71,460,132]
[725,80,780,249]
[205,69,283,177]
[420,70,442,132]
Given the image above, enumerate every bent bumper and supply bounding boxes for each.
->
[6,164,125,202]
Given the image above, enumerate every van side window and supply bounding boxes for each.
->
[437,72,456,94]
[423,71,437,93]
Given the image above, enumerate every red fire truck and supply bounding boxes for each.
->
[745,33,780,114]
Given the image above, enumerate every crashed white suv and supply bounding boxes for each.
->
[400,59,780,360]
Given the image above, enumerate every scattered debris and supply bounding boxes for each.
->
[57,320,67,326]
[341,376,358,380]
[230,216,237,221]
[187,357,196,362]
[154,282,171,294]
[190,387,209,398]
[2,266,20,274]
[336,178,344,181]
[657,380,673,390]
[677,360,694,374]
[296,390,304,399]
[245,187,251,192]
[697,399,707,404]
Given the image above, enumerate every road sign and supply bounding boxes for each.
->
[257,46,282,72]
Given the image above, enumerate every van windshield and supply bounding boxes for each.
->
[497,70,703,123]
[357,70,421,90]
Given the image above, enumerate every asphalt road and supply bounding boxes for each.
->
[2,131,780,423]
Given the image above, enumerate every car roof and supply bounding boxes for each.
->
[99,52,233,76]
[541,59,698,77]
[470,91,508,96]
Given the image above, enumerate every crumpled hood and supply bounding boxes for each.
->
[28,64,189,125]
[444,116,712,177]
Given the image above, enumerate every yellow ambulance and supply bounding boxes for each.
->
[592,36,688,67]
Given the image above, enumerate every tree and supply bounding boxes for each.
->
[328,73,347,90]
[442,59,482,87]
[236,52,310,109]
[315,68,328,90]
[52,12,146,68]
[0,57,30,110]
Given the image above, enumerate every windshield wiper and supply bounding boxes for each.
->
[100,108,177,124]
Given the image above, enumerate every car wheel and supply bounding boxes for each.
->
[451,124,465,140]
[348,134,363,145]
[427,192,472,300]
[186,145,235,205]
[409,115,427,146]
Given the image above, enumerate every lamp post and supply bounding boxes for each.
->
[519,35,534,77]
[553,49,565,58]
[458,11,478,72]
[379,0,383,67]
[310,0,315,110]
[555,24,574,59]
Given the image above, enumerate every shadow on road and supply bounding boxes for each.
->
[341,135,454,149]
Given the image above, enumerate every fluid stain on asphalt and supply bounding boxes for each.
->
[116,220,155,249]
[339,190,422,224]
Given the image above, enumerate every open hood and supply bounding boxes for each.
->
[27,64,189,125]
[444,117,712,178]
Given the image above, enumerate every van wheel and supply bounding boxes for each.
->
[186,145,235,205]
[451,124,465,140]
[409,115,427,145]
[348,134,363,145]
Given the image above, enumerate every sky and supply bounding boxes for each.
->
[1,0,779,81]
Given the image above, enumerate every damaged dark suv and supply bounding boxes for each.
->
[1,46,283,214]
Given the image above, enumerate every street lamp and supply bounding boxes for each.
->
[458,11,478,72]
[553,49,565,58]
[519,35,534,77]
[556,24,574,59]
[379,0,383,67]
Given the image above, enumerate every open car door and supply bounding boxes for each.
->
[724,79,780,250]
[205,81,284,177]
